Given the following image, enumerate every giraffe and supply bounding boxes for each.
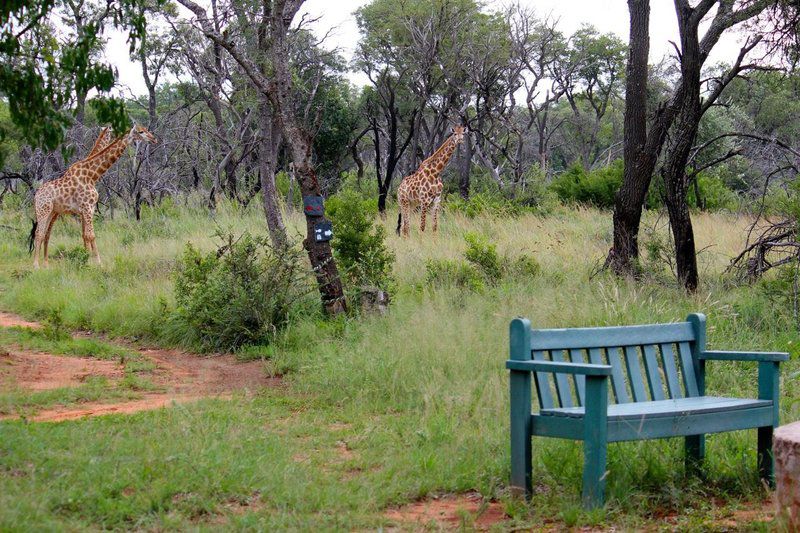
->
[29,124,158,268]
[396,125,466,237]
[86,126,114,159]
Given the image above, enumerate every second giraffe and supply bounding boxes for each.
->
[396,125,466,237]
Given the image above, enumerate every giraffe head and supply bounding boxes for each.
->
[451,125,466,145]
[128,124,158,144]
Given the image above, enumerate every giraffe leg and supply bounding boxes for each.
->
[43,213,59,266]
[420,203,429,233]
[33,211,53,269]
[399,198,411,237]
[81,211,101,266]
[431,197,442,233]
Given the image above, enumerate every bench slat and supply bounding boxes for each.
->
[678,341,700,397]
[530,322,695,350]
[588,347,604,365]
[540,396,772,419]
[642,344,666,401]
[624,346,648,401]
[570,349,586,405]
[606,347,630,403]
[660,343,683,399]
[532,350,555,409]
[550,350,574,408]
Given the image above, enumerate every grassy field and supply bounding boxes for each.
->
[0,196,798,530]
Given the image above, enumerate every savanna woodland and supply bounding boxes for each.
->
[1,0,800,529]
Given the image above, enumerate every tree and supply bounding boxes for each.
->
[0,0,153,163]
[177,0,347,315]
[607,0,650,277]
[608,0,785,291]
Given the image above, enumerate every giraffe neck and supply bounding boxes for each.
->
[78,136,131,184]
[421,135,458,178]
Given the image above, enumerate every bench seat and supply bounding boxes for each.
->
[541,396,772,420]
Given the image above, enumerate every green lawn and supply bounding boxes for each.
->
[0,199,797,529]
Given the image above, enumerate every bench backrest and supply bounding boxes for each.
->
[511,314,707,409]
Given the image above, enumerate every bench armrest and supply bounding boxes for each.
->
[699,350,789,363]
[506,360,612,376]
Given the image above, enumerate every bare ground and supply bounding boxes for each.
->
[384,492,507,530]
[0,311,280,421]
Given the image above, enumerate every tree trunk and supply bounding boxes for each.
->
[607,0,650,275]
[270,10,346,315]
[258,102,287,247]
[459,134,472,200]
[659,3,703,292]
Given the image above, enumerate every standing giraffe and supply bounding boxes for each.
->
[396,125,466,237]
[29,124,158,268]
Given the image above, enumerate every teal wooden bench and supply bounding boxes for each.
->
[507,313,788,509]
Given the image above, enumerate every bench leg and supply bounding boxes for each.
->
[510,370,532,497]
[758,426,774,487]
[582,376,608,509]
[685,434,705,476]
[757,361,779,488]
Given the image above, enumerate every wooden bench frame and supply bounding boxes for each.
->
[507,313,788,509]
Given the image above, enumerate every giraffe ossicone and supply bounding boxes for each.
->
[396,125,466,237]
[30,124,158,268]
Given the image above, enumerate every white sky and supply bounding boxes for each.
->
[104,0,750,96]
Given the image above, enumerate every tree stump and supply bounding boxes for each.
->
[775,421,800,529]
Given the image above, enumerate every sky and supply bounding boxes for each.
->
[104,0,750,96]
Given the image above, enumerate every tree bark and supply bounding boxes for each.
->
[459,134,472,200]
[258,102,287,247]
[607,0,650,275]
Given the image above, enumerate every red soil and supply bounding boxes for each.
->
[384,492,507,530]
[0,312,280,422]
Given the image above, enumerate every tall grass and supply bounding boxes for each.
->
[0,196,797,528]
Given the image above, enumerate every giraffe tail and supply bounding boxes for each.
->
[396,212,402,235]
[28,219,37,255]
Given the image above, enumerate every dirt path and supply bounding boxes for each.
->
[0,311,280,422]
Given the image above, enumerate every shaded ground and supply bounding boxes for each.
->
[0,311,279,421]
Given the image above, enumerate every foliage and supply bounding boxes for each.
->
[463,232,502,283]
[426,232,541,291]
[169,232,310,352]
[688,173,741,211]
[326,190,395,292]
[425,258,485,292]
[0,0,157,164]
[51,245,90,269]
[549,160,623,208]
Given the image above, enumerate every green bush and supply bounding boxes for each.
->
[326,190,394,291]
[168,232,311,352]
[52,245,90,268]
[425,233,541,292]
[464,232,502,284]
[504,254,542,279]
[549,160,623,208]
[425,258,485,292]
[688,173,741,211]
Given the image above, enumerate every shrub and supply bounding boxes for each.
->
[168,232,311,352]
[464,232,502,284]
[688,173,741,211]
[425,259,485,292]
[52,245,90,268]
[326,190,395,291]
[549,160,623,208]
[425,234,541,292]
[504,255,542,279]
